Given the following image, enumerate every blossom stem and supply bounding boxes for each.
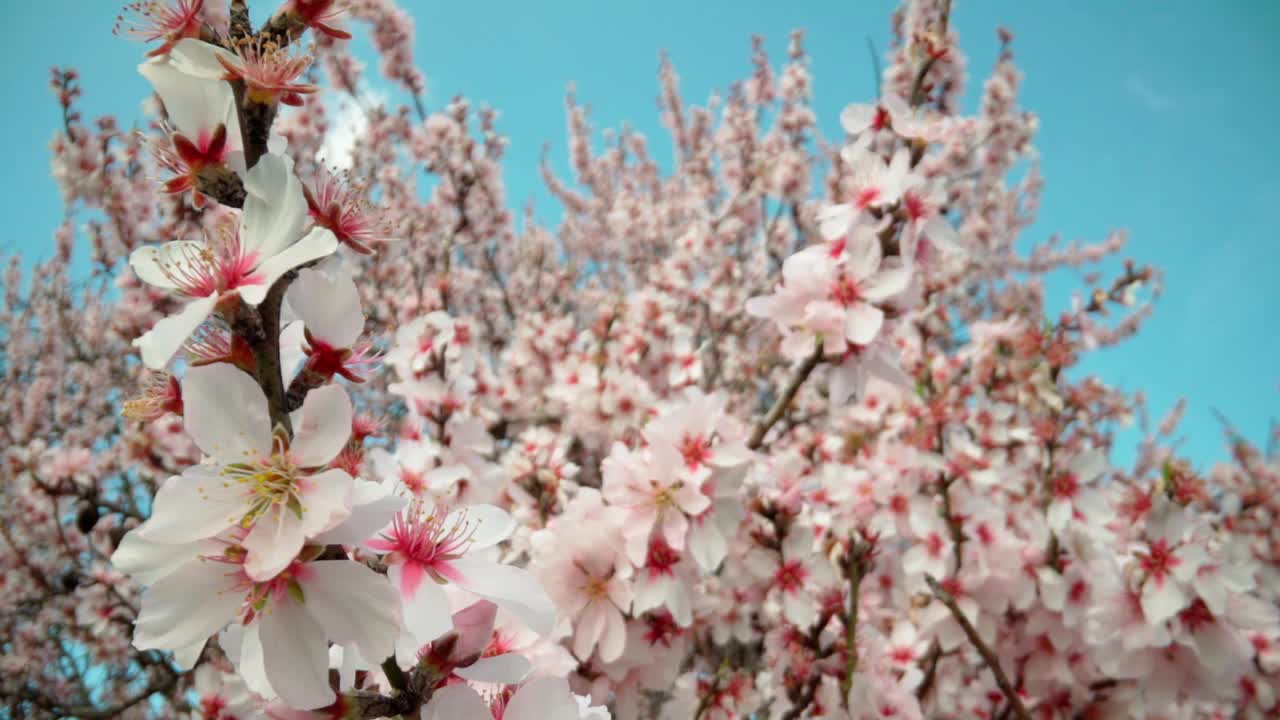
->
[924,575,1030,720]
[840,539,872,698]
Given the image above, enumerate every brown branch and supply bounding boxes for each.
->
[747,341,824,450]
[924,575,1029,720]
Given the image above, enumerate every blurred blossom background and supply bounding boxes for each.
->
[2,0,1275,464]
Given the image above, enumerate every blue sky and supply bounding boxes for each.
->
[3,1,1276,466]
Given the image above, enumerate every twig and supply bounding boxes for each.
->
[747,341,824,450]
[924,575,1029,720]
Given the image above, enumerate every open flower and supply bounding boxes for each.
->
[116,0,206,58]
[130,153,338,369]
[219,39,317,106]
[368,499,555,645]
[135,364,354,581]
[287,267,378,382]
[1046,448,1113,534]
[745,225,909,357]
[128,544,399,710]
[601,441,711,566]
[303,166,394,254]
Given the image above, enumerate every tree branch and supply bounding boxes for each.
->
[748,341,824,450]
[924,575,1029,720]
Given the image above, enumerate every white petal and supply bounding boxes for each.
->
[454,653,531,684]
[504,677,580,720]
[112,530,216,586]
[183,363,272,461]
[129,241,203,290]
[289,384,353,467]
[1046,498,1071,534]
[845,226,883,279]
[300,560,401,664]
[242,153,307,260]
[258,598,335,710]
[136,469,243,544]
[451,504,515,550]
[844,302,884,346]
[229,625,275,700]
[242,504,306,582]
[298,469,355,536]
[421,684,490,720]
[817,204,855,241]
[597,604,628,663]
[1141,576,1187,625]
[394,565,453,644]
[166,38,237,80]
[139,49,235,140]
[134,559,240,653]
[840,103,876,134]
[287,268,364,347]
[279,320,307,387]
[239,228,339,306]
[451,556,556,637]
[573,601,605,660]
[314,479,406,546]
[134,295,217,370]
[861,262,911,301]
[687,516,727,573]
[1068,449,1109,483]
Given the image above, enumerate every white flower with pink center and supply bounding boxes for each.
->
[134,363,355,581]
[368,499,555,646]
[745,225,909,358]
[744,525,834,628]
[601,441,711,567]
[1046,448,1113,534]
[130,152,338,369]
[129,543,396,707]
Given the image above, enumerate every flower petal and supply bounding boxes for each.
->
[287,268,364,347]
[134,295,217,370]
[129,241,204,290]
[421,684,490,720]
[504,677,580,720]
[450,556,556,637]
[136,468,243,544]
[450,504,514,550]
[314,479,405,546]
[133,558,240,654]
[183,362,272,461]
[242,153,307,260]
[258,597,335,710]
[298,560,401,664]
[844,302,884,346]
[139,44,237,141]
[289,384,353,468]
[455,653,532,684]
[242,504,306,582]
[393,564,453,644]
[239,228,339,306]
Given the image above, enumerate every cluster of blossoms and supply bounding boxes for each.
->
[4,0,1279,718]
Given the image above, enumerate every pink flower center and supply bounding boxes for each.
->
[645,537,680,578]
[854,186,881,210]
[829,272,863,307]
[678,433,713,469]
[369,501,475,591]
[774,559,809,593]
[1137,538,1181,582]
[1051,472,1079,499]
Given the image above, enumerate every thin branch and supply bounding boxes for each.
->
[747,341,824,450]
[924,575,1030,720]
